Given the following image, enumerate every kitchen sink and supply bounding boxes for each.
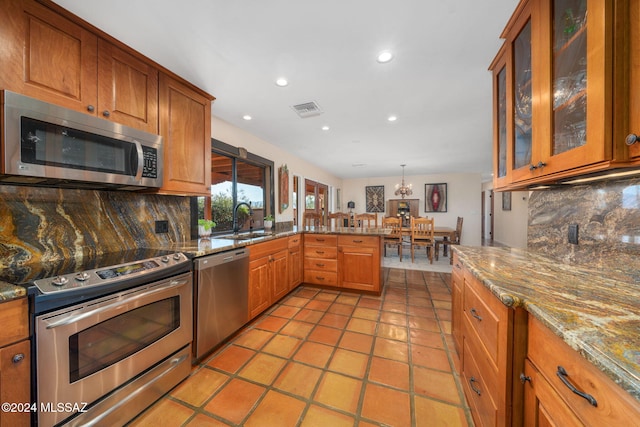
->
[218,231,274,240]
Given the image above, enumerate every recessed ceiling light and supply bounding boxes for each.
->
[275,78,288,87]
[377,51,394,63]
[242,115,252,121]
[387,115,397,122]
[321,125,330,131]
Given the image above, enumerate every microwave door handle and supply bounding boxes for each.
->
[45,278,188,329]
[133,139,144,180]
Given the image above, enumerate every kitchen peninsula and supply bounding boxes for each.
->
[452,245,640,426]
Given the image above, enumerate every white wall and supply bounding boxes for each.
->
[342,173,483,247]
[211,116,343,223]
[483,180,529,248]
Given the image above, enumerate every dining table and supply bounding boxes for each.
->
[401,226,457,258]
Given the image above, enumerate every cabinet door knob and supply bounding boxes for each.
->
[87,105,95,112]
[520,373,532,384]
[12,353,24,364]
[626,134,639,146]
[556,365,598,407]
[102,110,111,117]
[529,164,537,171]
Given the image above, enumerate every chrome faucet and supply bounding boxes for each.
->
[233,202,253,234]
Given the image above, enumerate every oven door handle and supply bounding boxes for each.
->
[82,352,189,427]
[45,278,188,330]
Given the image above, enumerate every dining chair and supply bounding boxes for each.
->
[382,216,403,261]
[435,216,463,264]
[302,211,321,228]
[354,213,378,229]
[328,212,349,228]
[410,216,435,263]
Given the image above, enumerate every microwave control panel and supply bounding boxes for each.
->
[142,146,158,178]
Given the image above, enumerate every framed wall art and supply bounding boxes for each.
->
[365,185,385,213]
[278,164,289,213]
[425,183,447,212]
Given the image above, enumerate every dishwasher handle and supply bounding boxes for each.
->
[195,248,249,270]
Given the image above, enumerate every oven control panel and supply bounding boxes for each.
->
[33,252,189,295]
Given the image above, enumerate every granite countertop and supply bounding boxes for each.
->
[0,280,27,301]
[163,226,389,258]
[453,245,640,402]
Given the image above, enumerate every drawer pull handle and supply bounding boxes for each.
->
[315,276,325,281]
[316,250,325,254]
[469,377,482,396]
[353,239,363,243]
[556,366,598,407]
[470,308,482,321]
[316,263,325,267]
[12,353,24,364]
[316,238,325,242]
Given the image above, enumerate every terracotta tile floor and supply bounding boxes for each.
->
[129,268,473,427]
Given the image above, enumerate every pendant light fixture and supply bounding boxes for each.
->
[394,164,413,199]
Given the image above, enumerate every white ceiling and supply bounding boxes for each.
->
[53,0,518,180]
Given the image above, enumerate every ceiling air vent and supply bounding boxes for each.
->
[291,101,323,118]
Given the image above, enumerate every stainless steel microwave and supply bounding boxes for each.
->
[1,91,163,190]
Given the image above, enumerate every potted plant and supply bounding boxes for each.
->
[198,219,216,237]
[263,215,274,230]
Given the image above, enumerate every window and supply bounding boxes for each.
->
[196,139,274,235]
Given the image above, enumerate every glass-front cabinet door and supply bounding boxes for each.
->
[491,0,614,189]
[490,2,533,187]
[536,0,612,177]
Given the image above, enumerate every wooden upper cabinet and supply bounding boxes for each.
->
[97,39,158,133]
[0,0,98,111]
[626,0,640,161]
[158,73,212,196]
[491,0,630,190]
[0,0,158,133]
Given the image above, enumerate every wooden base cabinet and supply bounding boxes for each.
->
[248,237,289,320]
[454,264,527,427]
[303,235,338,287]
[451,252,464,355]
[0,298,30,427]
[524,316,640,426]
[337,235,381,293]
[288,235,303,290]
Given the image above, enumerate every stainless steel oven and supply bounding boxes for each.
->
[31,252,192,427]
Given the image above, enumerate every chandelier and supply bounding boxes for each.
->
[394,164,413,199]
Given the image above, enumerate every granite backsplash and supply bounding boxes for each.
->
[0,185,191,269]
[528,177,640,271]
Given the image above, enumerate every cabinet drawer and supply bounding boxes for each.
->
[463,272,506,370]
[0,298,28,347]
[304,258,337,272]
[337,235,379,247]
[462,337,498,427]
[452,252,463,275]
[250,237,288,260]
[288,235,302,249]
[304,270,338,286]
[304,235,337,246]
[527,317,640,426]
[304,246,338,259]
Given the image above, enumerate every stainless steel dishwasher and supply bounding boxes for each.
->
[194,247,249,361]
